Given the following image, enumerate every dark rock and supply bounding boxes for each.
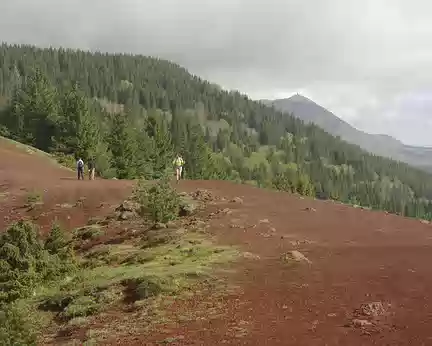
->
[230,197,243,204]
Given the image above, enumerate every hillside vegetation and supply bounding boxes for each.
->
[1,44,432,219]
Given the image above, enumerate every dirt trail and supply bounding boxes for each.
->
[2,142,432,345]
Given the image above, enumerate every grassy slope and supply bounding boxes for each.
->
[0,136,73,171]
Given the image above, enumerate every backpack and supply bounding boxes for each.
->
[78,160,84,168]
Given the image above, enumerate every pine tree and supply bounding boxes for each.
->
[170,109,187,154]
[135,127,155,179]
[146,112,173,178]
[183,120,213,179]
[8,68,59,151]
[109,113,138,179]
[57,83,100,160]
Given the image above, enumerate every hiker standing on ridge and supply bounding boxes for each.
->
[88,158,95,180]
[77,157,84,180]
[172,154,185,183]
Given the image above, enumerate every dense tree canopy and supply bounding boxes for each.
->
[1,43,432,220]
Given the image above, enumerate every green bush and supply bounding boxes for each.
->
[61,296,100,320]
[53,152,76,170]
[0,221,76,304]
[134,175,180,223]
[130,276,178,301]
[0,302,38,346]
[45,222,71,255]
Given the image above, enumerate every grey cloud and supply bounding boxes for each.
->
[2,0,432,145]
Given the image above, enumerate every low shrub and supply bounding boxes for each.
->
[134,175,180,223]
[0,220,75,303]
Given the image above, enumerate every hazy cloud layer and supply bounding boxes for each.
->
[2,0,432,145]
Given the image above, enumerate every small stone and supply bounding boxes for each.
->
[352,319,372,328]
[116,200,140,213]
[281,250,312,264]
[242,252,261,260]
[154,222,167,230]
[231,197,243,204]
[119,211,135,220]
[259,219,270,224]
[359,301,387,317]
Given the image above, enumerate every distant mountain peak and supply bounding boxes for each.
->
[265,96,432,171]
[287,93,314,103]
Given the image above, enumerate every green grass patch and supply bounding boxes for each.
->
[32,229,238,324]
[0,191,9,201]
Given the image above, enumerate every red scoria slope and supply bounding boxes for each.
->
[1,138,432,345]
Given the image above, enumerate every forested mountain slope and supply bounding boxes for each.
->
[265,95,432,172]
[1,43,432,219]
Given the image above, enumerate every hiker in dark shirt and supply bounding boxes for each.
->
[88,159,95,180]
[77,158,84,180]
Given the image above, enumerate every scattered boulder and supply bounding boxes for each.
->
[359,302,387,318]
[116,200,140,213]
[242,252,261,260]
[118,211,135,221]
[304,207,317,212]
[179,195,203,216]
[347,301,391,330]
[281,250,312,264]
[115,200,141,220]
[230,197,244,204]
[260,232,272,238]
[289,239,313,246]
[189,189,215,202]
[352,319,373,328]
[56,203,75,209]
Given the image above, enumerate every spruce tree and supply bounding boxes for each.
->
[109,113,138,179]
[8,68,59,151]
[58,83,100,159]
[146,112,173,178]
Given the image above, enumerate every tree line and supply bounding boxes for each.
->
[1,43,432,220]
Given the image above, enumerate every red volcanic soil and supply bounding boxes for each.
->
[2,139,432,346]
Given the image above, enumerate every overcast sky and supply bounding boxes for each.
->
[2,0,432,146]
